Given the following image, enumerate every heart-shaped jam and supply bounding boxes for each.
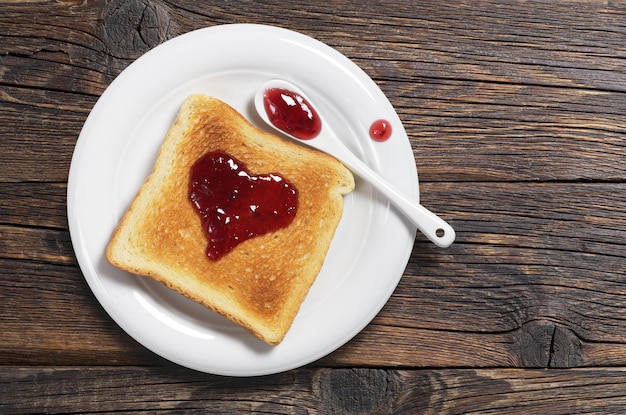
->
[189,150,298,260]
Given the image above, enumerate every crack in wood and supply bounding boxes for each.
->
[547,323,558,368]
[510,319,584,368]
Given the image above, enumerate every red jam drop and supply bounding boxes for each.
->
[369,119,392,142]
[263,87,322,140]
[189,151,298,260]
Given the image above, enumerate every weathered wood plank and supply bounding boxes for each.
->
[353,181,626,368]
[2,182,624,368]
[3,2,626,182]
[0,182,68,229]
[0,0,133,90]
[2,81,626,183]
[3,0,626,84]
[2,366,626,414]
[0,87,94,182]
[5,181,623,263]
[0,225,74,264]
[401,82,626,181]
[0,258,161,366]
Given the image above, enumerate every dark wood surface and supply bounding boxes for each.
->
[2,0,626,413]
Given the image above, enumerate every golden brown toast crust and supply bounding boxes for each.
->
[105,94,354,345]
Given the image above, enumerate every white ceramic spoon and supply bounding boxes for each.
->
[254,79,455,248]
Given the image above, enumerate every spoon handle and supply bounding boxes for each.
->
[254,79,454,247]
[327,140,456,248]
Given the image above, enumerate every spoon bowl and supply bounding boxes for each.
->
[254,79,455,248]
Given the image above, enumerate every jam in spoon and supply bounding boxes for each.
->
[254,79,455,248]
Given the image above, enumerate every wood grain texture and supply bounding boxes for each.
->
[2,0,626,412]
[3,366,626,414]
[1,182,624,368]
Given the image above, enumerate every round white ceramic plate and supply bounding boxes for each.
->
[67,24,418,376]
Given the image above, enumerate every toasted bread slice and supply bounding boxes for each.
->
[106,94,354,345]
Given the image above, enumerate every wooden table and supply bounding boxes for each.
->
[2,0,626,413]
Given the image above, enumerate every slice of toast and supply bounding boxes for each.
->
[106,94,355,345]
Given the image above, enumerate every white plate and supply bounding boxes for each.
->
[67,24,418,376]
